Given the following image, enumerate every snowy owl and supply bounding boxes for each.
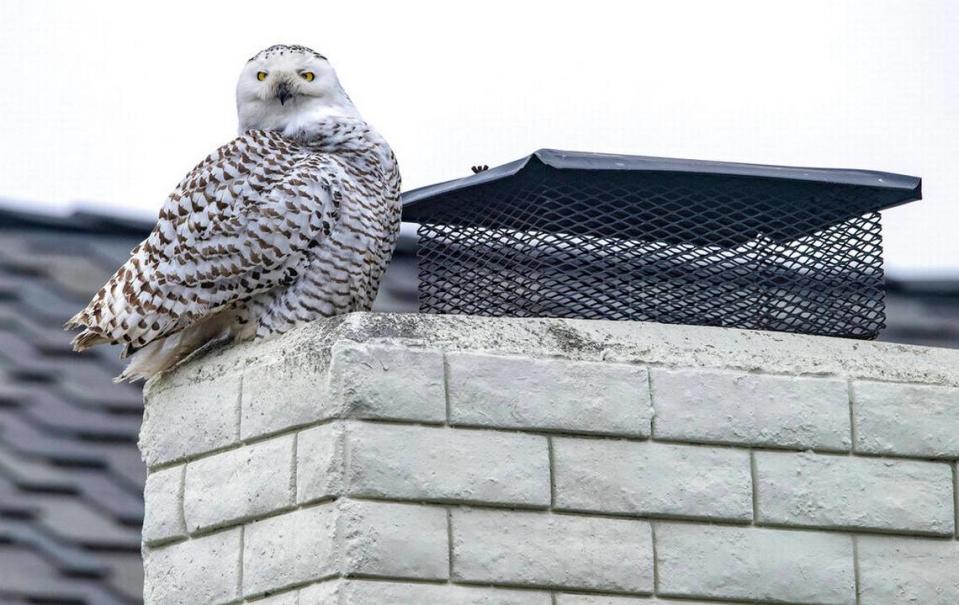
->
[66,44,401,382]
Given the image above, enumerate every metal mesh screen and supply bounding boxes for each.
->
[413,166,888,338]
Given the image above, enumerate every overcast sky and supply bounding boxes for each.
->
[0,0,956,276]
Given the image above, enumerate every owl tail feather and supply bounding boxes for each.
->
[115,312,234,383]
[70,329,110,351]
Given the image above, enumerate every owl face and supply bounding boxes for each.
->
[236,45,355,137]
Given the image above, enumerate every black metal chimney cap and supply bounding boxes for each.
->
[401,148,922,225]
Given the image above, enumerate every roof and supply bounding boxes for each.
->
[884,278,959,349]
[0,201,952,603]
[0,215,148,604]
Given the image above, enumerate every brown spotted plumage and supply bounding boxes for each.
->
[66,45,401,381]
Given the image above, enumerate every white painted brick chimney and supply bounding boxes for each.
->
[138,313,959,605]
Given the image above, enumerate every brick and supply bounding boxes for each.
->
[854,381,959,458]
[329,341,446,422]
[447,352,651,436]
[556,598,648,605]
[347,423,550,506]
[140,374,240,467]
[297,581,340,603]
[143,528,241,605]
[253,591,299,605]
[243,504,338,597]
[452,509,653,593]
[651,369,850,450]
[184,435,294,532]
[338,499,449,580]
[142,465,186,545]
[296,422,346,504]
[241,355,335,440]
[858,536,959,605]
[656,523,855,604]
[553,437,751,521]
[556,596,723,605]
[755,451,954,535]
[556,598,645,605]
[299,579,551,605]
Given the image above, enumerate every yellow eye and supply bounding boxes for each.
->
[256,71,267,81]
[301,71,315,82]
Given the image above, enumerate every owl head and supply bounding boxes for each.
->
[236,44,358,138]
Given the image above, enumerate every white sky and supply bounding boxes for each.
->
[0,0,956,276]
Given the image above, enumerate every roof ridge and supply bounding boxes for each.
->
[0,204,152,237]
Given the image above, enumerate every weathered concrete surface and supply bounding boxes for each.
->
[143,312,959,398]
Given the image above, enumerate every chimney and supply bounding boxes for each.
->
[139,313,959,604]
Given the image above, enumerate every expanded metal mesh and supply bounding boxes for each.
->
[413,165,888,339]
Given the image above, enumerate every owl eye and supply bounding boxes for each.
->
[256,71,268,81]
[301,72,315,82]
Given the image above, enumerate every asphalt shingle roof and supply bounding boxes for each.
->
[0,221,147,603]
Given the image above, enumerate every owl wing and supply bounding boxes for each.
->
[67,129,338,354]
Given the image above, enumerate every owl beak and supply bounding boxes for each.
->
[275,81,293,105]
